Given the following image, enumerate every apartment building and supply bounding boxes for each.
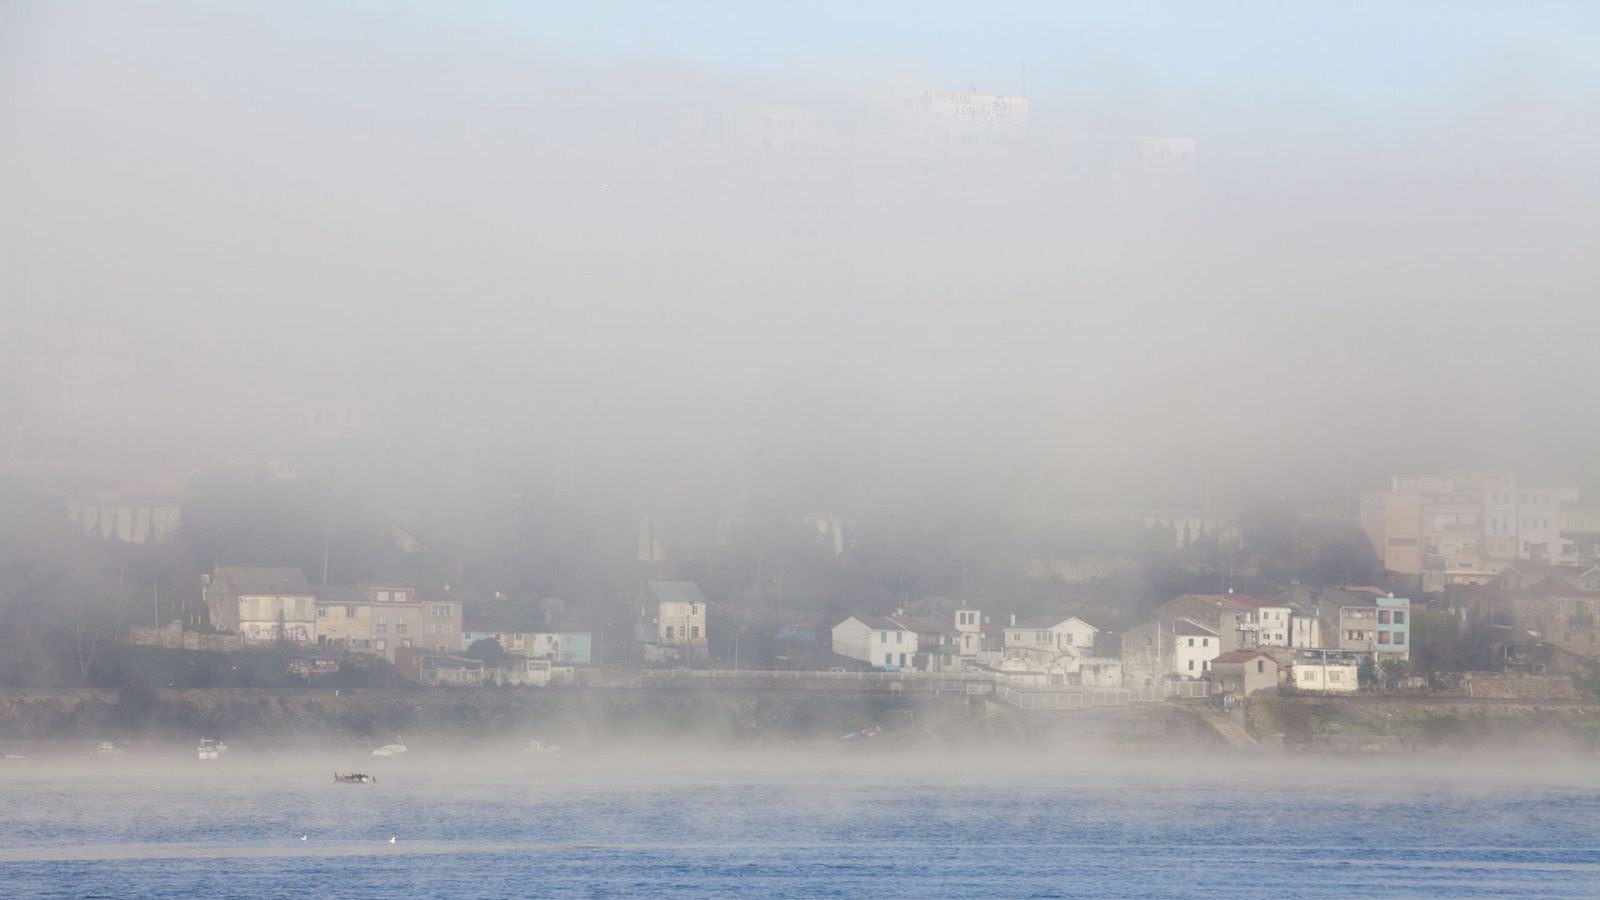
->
[1362,474,1580,592]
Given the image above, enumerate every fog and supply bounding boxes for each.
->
[5,1,1598,521]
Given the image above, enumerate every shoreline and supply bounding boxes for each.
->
[1,686,1598,755]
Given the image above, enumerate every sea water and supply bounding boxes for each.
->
[1,747,1597,898]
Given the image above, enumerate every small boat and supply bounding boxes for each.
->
[372,738,408,758]
[335,772,376,784]
[197,738,228,761]
[525,740,559,754]
[94,742,124,756]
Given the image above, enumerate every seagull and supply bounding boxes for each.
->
[300,834,308,842]
[388,836,397,844]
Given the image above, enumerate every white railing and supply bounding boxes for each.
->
[631,668,998,684]
[599,668,1210,704]
[993,681,1203,710]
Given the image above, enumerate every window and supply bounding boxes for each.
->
[899,653,907,667]
[345,605,357,618]
[1378,631,1391,644]
[1256,661,1265,673]
[1393,611,1406,625]
[1187,659,1194,671]
[445,625,453,635]
[880,631,888,643]
[377,591,389,603]
[318,608,328,619]
[1187,638,1195,647]
[691,604,699,616]
[396,621,407,634]
[1394,632,1406,645]
[690,626,700,639]
[376,640,386,650]
[884,653,893,665]
[1378,610,1391,624]
[1328,671,1343,682]
[1202,639,1209,647]
[424,624,435,636]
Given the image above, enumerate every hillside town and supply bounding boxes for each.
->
[104,478,1596,709]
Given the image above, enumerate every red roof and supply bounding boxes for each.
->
[1212,650,1274,665]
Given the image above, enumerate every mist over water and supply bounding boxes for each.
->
[5,3,1600,897]
[4,748,1600,897]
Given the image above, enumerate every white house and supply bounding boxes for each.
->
[1218,596,1294,651]
[1290,656,1359,693]
[636,581,709,659]
[1001,616,1099,656]
[1171,618,1221,678]
[832,616,919,669]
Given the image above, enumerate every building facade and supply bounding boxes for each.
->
[831,616,919,669]
[203,566,317,644]
[636,581,710,659]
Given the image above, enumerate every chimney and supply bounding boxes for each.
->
[1009,613,1016,627]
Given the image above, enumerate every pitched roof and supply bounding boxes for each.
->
[1212,650,1274,665]
[643,581,708,606]
[214,566,313,596]
[1010,615,1099,631]
[1011,615,1066,629]
[1172,618,1219,637]
[857,616,910,631]
[889,615,944,636]
[905,596,964,619]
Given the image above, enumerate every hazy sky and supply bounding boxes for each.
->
[3,2,1598,508]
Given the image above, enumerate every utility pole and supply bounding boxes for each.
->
[154,580,160,629]
[321,526,331,586]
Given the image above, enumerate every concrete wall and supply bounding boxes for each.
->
[1460,673,1582,700]
[124,621,244,652]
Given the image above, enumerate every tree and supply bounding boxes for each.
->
[464,638,509,664]
[1410,611,1463,676]
[1378,656,1409,684]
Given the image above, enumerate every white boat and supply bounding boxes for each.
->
[372,740,408,758]
[94,742,124,756]
[525,740,559,754]
[197,738,227,761]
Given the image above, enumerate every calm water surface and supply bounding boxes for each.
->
[2,748,1597,897]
